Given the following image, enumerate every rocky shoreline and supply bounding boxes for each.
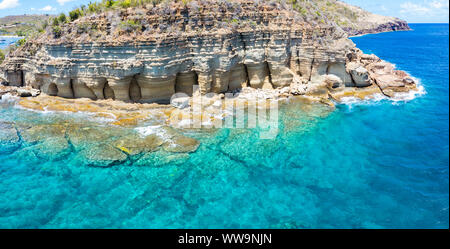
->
[0,0,419,157]
[0,0,416,105]
[334,0,411,36]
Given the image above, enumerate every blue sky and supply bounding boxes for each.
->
[0,0,449,23]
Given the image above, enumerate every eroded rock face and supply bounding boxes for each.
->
[334,1,411,36]
[0,85,40,99]
[347,62,371,87]
[0,0,416,105]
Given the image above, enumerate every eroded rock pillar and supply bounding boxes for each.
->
[229,64,248,91]
[211,71,230,93]
[176,72,197,96]
[82,77,107,99]
[268,62,293,88]
[347,62,372,87]
[246,63,272,89]
[197,72,213,94]
[136,75,175,103]
[73,78,97,99]
[327,62,353,87]
[108,77,132,101]
[6,70,22,87]
[298,59,313,80]
[54,78,73,98]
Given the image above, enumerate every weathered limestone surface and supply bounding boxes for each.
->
[0,0,417,103]
[176,72,196,96]
[80,77,106,99]
[347,62,371,87]
[229,64,248,91]
[136,75,176,103]
[73,78,97,99]
[54,78,73,98]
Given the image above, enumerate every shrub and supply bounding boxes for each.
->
[104,0,116,8]
[119,20,142,32]
[16,38,27,47]
[42,20,49,29]
[118,0,132,8]
[15,30,26,37]
[88,2,100,13]
[52,26,62,38]
[0,49,4,63]
[52,17,59,27]
[58,13,68,24]
[69,9,82,21]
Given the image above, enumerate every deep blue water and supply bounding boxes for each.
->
[0,36,21,49]
[0,24,448,228]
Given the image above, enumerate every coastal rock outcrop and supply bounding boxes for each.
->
[326,0,411,36]
[0,0,417,106]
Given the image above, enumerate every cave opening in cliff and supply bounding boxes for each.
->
[103,81,115,100]
[47,83,58,96]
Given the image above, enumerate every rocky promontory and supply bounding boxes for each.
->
[0,0,417,105]
[321,0,410,36]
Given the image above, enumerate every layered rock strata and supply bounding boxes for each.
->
[0,0,417,105]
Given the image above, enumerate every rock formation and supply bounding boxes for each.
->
[320,0,411,36]
[0,0,417,104]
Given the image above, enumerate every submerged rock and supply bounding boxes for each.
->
[0,123,20,152]
[134,150,190,167]
[19,124,66,144]
[219,129,281,168]
[31,137,70,161]
[114,133,164,156]
[162,135,200,153]
[66,126,112,149]
[79,144,128,167]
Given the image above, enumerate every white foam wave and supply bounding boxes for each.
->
[339,78,426,107]
[391,83,426,103]
[338,93,388,109]
[135,125,173,140]
[0,93,19,106]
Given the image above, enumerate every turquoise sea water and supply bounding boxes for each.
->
[0,24,448,228]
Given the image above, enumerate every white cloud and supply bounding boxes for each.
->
[56,0,74,6]
[39,5,56,11]
[428,0,449,9]
[400,2,431,14]
[400,0,449,15]
[0,0,19,10]
[429,1,443,8]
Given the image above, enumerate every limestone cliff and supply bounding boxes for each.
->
[0,0,416,104]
